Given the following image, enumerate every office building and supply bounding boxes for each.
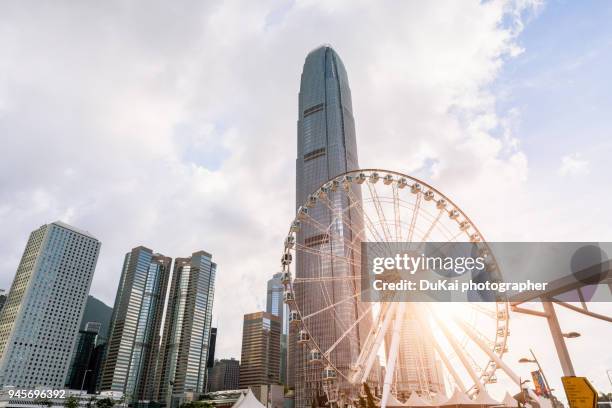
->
[205,327,217,392]
[208,359,240,392]
[293,45,367,407]
[66,329,98,391]
[100,247,172,405]
[266,273,287,385]
[156,251,216,407]
[240,312,281,388]
[0,221,100,388]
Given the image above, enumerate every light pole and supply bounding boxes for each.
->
[519,349,553,399]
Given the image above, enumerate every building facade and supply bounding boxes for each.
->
[0,221,101,388]
[100,247,172,405]
[208,359,240,392]
[240,312,281,389]
[293,45,367,407]
[156,251,216,407]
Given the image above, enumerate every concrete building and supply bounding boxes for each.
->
[240,312,281,389]
[293,45,367,408]
[208,359,240,392]
[156,251,216,407]
[0,221,100,388]
[100,246,172,405]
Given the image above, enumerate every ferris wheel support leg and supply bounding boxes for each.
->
[381,303,407,408]
[456,319,520,385]
[431,310,484,392]
[542,301,576,377]
[354,303,397,384]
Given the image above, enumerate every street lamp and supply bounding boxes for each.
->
[562,331,581,338]
[518,349,553,400]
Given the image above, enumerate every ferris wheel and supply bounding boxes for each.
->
[281,169,520,408]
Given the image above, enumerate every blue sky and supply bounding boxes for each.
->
[496,0,612,172]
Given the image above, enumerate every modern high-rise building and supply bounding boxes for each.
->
[66,329,98,391]
[208,358,240,392]
[205,327,218,392]
[266,273,287,385]
[293,45,367,407]
[240,312,281,389]
[266,273,284,326]
[156,251,216,407]
[100,246,172,405]
[0,221,101,388]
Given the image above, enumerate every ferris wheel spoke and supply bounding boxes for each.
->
[407,191,422,242]
[428,305,485,392]
[413,305,467,392]
[345,186,389,245]
[296,212,369,263]
[456,318,520,385]
[323,303,374,357]
[472,304,499,320]
[419,208,444,243]
[392,183,402,241]
[295,244,361,268]
[301,292,361,320]
[366,182,393,241]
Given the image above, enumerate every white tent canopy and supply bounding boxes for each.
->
[232,390,264,408]
[431,393,448,406]
[472,390,500,406]
[405,392,432,407]
[441,388,479,406]
[502,392,517,408]
[386,392,408,407]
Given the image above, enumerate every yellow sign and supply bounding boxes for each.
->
[561,377,598,408]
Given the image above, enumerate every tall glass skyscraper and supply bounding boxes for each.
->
[266,273,286,384]
[100,246,172,404]
[0,221,100,388]
[156,251,216,408]
[293,45,366,408]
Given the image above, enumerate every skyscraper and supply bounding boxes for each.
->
[100,246,172,404]
[66,329,98,391]
[156,251,216,407]
[293,45,366,407]
[239,312,281,388]
[205,327,217,392]
[208,358,240,392]
[266,273,287,384]
[266,273,284,324]
[0,221,101,388]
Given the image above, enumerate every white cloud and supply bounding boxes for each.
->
[559,153,591,177]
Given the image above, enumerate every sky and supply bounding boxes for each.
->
[1,0,611,400]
